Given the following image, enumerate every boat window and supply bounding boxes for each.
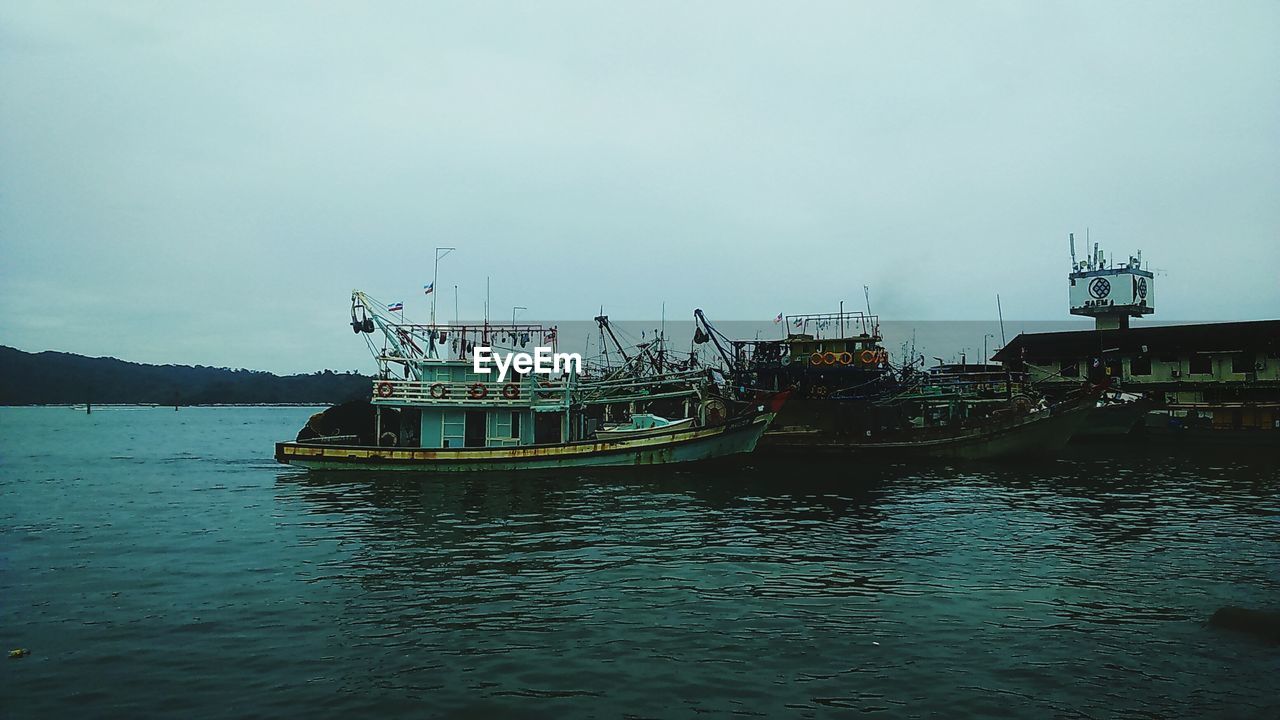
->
[1189,354,1213,375]
[1231,353,1254,374]
[1130,356,1151,376]
[511,411,521,439]
[1059,359,1079,378]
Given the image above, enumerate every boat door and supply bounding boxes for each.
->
[465,410,487,447]
[534,413,562,444]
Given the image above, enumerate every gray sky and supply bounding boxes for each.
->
[2,1,1277,373]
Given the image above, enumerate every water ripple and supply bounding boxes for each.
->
[1,407,1277,718]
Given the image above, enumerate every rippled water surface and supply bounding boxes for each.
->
[2,407,1278,718]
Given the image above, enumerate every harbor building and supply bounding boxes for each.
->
[993,238,1280,437]
[994,320,1280,432]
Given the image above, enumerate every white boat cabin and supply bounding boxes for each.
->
[371,359,576,449]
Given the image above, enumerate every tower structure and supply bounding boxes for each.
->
[1067,233,1155,330]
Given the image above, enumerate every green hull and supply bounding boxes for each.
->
[276,414,773,472]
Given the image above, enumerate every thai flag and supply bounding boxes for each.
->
[774,313,783,324]
[387,302,404,312]
[423,283,434,295]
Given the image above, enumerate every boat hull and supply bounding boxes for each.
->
[1070,401,1151,439]
[275,413,773,472]
[757,401,1094,460]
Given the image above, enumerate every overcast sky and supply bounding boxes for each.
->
[2,1,1277,373]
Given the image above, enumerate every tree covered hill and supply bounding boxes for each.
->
[0,346,372,405]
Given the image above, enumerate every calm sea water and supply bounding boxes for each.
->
[2,407,1277,718]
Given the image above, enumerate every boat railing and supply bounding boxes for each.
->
[783,311,880,341]
[371,369,712,409]
[310,434,361,445]
[370,378,570,408]
[580,368,707,389]
[576,370,711,405]
[910,379,1030,394]
[729,340,788,369]
[374,322,560,363]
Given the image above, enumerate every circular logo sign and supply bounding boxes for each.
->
[1089,277,1111,299]
[1136,277,1148,299]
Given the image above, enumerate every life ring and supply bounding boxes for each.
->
[838,352,853,365]
[810,352,823,366]
[376,381,394,398]
[429,383,449,399]
[822,352,837,365]
[468,383,489,400]
[502,383,520,400]
[859,350,876,364]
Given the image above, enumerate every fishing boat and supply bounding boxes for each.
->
[759,367,1096,460]
[595,414,696,439]
[752,358,1096,459]
[695,308,1094,459]
[274,292,783,472]
[693,308,895,428]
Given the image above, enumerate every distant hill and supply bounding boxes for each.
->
[0,346,372,406]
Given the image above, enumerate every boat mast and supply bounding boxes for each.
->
[595,314,630,362]
[431,246,455,327]
[692,309,737,374]
[352,290,424,380]
[659,303,665,374]
[429,246,455,359]
[863,286,873,329]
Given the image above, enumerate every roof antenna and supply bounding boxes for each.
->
[1069,232,1077,269]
